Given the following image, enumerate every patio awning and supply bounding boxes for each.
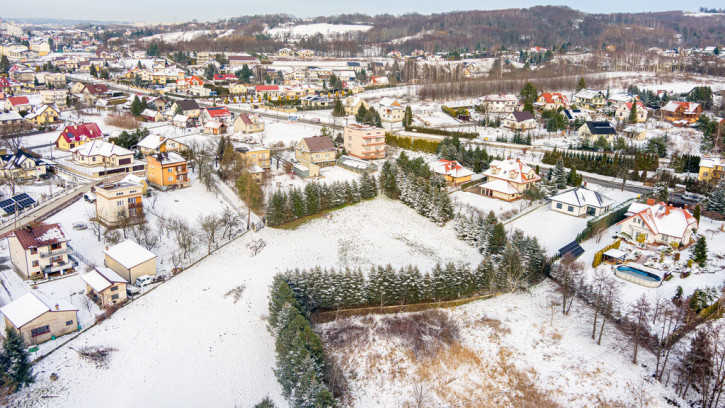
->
[603,249,627,259]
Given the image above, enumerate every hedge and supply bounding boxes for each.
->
[592,239,622,268]
[385,133,440,153]
[575,199,633,243]
[404,125,478,139]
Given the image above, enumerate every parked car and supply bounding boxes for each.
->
[72,222,87,230]
[135,275,153,287]
[84,193,96,203]
[310,118,321,123]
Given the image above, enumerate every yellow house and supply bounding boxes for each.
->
[0,292,79,345]
[236,146,271,169]
[233,114,264,133]
[479,158,542,201]
[0,149,49,180]
[103,240,157,284]
[146,152,190,189]
[24,104,60,125]
[698,156,724,183]
[136,135,189,155]
[431,160,473,185]
[81,267,128,308]
[229,83,249,95]
[94,181,144,226]
[344,96,370,116]
[295,136,336,167]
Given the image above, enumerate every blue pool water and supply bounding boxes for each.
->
[616,266,661,282]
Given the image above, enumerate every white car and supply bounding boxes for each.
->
[135,275,153,287]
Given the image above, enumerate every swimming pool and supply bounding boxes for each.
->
[615,264,662,287]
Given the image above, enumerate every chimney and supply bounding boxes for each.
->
[55,304,59,310]
[646,198,655,206]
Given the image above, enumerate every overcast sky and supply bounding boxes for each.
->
[1,0,720,24]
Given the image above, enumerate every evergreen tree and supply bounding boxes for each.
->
[355,105,368,124]
[130,95,143,116]
[707,184,725,215]
[553,157,567,189]
[629,102,638,123]
[331,97,345,117]
[576,77,586,92]
[89,64,97,78]
[253,396,276,408]
[487,222,507,256]
[693,204,701,223]
[653,182,669,203]
[520,82,538,105]
[0,55,10,74]
[404,105,413,127]
[1,327,34,390]
[690,236,707,267]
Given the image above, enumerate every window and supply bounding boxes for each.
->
[51,256,63,263]
[51,243,61,250]
[568,206,574,212]
[32,260,39,267]
[110,285,118,292]
[30,248,38,255]
[111,294,119,300]
[31,325,50,337]
[117,200,124,207]
[66,320,73,326]
[556,203,562,209]
[168,176,173,182]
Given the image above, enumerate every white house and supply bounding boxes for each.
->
[617,199,698,247]
[550,187,616,217]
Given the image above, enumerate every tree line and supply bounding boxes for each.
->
[266,173,378,227]
[542,148,659,178]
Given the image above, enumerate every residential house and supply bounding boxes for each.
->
[227,54,257,67]
[103,240,157,284]
[479,158,541,201]
[615,101,648,123]
[233,113,264,134]
[0,292,78,345]
[578,121,618,143]
[572,89,606,110]
[478,94,520,113]
[236,147,271,169]
[550,187,616,217]
[502,111,537,131]
[204,121,227,135]
[254,85,281,99]
[176,76,205,91]
[199,106,232,124]
[617,199,698,247]
[0,149,49,179]
[370,76,389,86]
[24,104,60,125]
[0,110,24,128]
[0,78,22,94]
[212,74,237,83]
[170,100,202,118]
[4,96,30,112]
[377,98,404,125]
[343,96,370,116]
[431,160,473,185]
[44,73,66,88]
[136,135,188,155]
[172,114,193,128]
[81,267,127,308]
[660,101,703,124]
[623,125,648,141]
[229,83,249,95]
[56,123,104,150]
[535,93,569,111]
[81,84,109,103]
[563,109,591,124]
[698,155,724,183]
[7,223,76,280]
[343,124,385,160]
[295,136,336,168]
[146,152,190,189]
[301,95,333,108]
[41,89,67,105]
[95,181,144,226]
[65,140,146,179]
[608,92,637,106]
[140,109,163,122]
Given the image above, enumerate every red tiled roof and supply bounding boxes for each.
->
[58,123,103,144]
[7,96,29,106]
[11,223,69,250]
[204,106,231,118]
[537,92,569,105]
[255,85,279,92]
[84,84,108,95]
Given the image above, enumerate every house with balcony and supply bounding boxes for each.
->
[0,292,78,345]
[55,122,104,150]
[572,89,606,110]
[343,96,370,116]
[236,147,271,169]
[659,101,703,125]
[477,94,520,113]
[615,101,648,123]
[7,223,77,280]
[24,104,60,125]
[81,267,127,308]
[295,136,336,168]
[535,92,569,111]
[147,152,190,190]
[343,124,385,160]
[199,106,233,124]
[377,98,404,125]
[0,149,50,180]
[479,158,541,201]
[698,155,724,183]
[502,111,537,131]
[62,140,146,179]
[94,181,144,226]
[617,199,698,247]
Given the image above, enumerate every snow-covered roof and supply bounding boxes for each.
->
[480,179,519,195]
[378,97,402,108]
[699,156,723,169]
[141,108,160,117]
[10,223,69,249]
[82,267,127,292]
[104,240,156,269]
[619,201,698,239]
[0,110,23,122]
[0,292,77,328]
[71,140,133,157]
[431,160,474,178]
[172,114,190,122]
[574,89,604,100]
[603,249,627,259]
[483,159,541,185]
[137,134,166,150]
[550,187,615,209]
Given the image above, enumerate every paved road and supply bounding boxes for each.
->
[0,182,98,236]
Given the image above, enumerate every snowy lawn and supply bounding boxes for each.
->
[505,205,590,256]
[451,191,533,219]
[319,280,680,408]
[13,197,480,407]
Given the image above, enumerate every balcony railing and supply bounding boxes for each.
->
[128,202,143,209]
[40,247,71,258]
[42,256,78,274]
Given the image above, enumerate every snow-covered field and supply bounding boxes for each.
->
[12,197,480,407]
[139,29,234,43]
[320,280,680,407]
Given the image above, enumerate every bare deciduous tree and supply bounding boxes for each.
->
[198,213,220,255]
[551,254,583,316]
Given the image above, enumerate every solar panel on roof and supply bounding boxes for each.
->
[0,198,14,208]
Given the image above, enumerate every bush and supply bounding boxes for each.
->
[404,125,478,139]
[105,112,140,129]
